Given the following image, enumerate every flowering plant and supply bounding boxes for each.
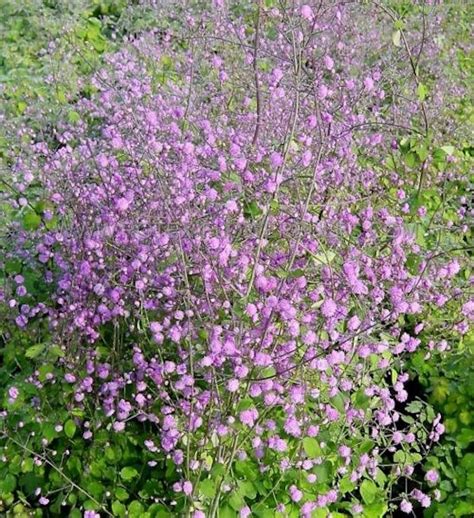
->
[1,2,472,517]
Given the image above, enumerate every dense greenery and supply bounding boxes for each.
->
[1,1,472,517]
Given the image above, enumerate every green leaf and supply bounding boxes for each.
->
[89,461,104,478]
[454,501,474,516]
[404,151,417,168]
[68,493,77,506]
[199,478,216,498]
[1,474,17,493]
[394,450,407,464]
[440,145,455,155]
[406,400,423,413]
[235,460,258,481]
[313,462,331,483]
[21,458,34,473]
[253,505,276,518]
[105,446,116,462]
[417,83,428,101]
[363,502,387,517]
[303,437,321,458]
[311,251,336,265]
[84,499,99,511]
[244,200,263,219]
[238,480,257,499]
[128,501,144,517]
[394,19,405,30]
[415,144,429,161]
[112,501,126,517]
[87,481,104,499]
[148,504,172,517]
[458,428,474,448]
[219,505,236,518]
[17,101,27,114]
[68,110,81,123]
[360,479,377,504]
[440,480,453,492]
[392,30,401,47]
[339,476,355,494]
[374,468,387,486]
[5,259,22,274]
[25,343,45,359]
[22,211,41,231]
[260,366,276,379]
[115,487,129,501]
[287,268,305,279]
[354,389,370,409]
[160,55,173,69]
[120,466,139,482]
[42,423,57,442]
[460,453,474,470]
[64,419,76,439]
[229,491,245,511]
[360,439,374,453]
[331,392,346,413]
[48,345,65,358]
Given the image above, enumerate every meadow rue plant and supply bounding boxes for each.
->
[0,1,472,517]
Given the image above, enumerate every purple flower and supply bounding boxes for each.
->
[324,55,334,71]
[115,197,130,212]
[400,499,413,513]
[462,300,474,320]
[321,298,337,318]
[240,408,258,427]
[425,469,439,485]
[8,386,19,403]
[364,76,374,91]
[339,445,351,458]
[270,151,283,168]
[289,485,303,502]
[227,379,239,392]
[300,5,314,20]
[182,480,193,496]
[317,84,329,100]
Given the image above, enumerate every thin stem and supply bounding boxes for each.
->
[3,434,114,517]
[251,0,263,147]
